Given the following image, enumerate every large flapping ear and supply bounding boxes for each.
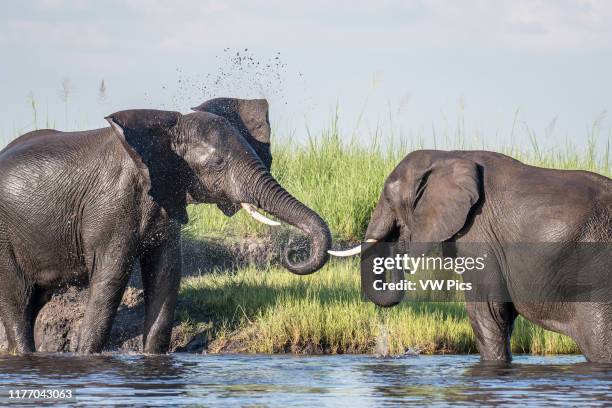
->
[105,109,187,223]
[408,157,480,243]
[105,109,181,161]
[192,98,272,169]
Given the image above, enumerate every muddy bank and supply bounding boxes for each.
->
[0,236,294,354]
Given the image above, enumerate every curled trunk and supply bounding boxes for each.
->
[242,168,331,275]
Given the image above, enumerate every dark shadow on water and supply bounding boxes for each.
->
[0,354,190,381]
[352,355,612,406]
[465,358,612,378]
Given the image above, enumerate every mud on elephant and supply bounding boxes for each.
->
[330,150,611,363]
[0,98,331,354]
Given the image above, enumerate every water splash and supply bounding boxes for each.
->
[374,310,421,358]
[374,321,390,357]
[162,48,298,111]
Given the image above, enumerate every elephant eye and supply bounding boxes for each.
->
[210,155,224,167]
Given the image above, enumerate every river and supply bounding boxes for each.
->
[0,354,610,406]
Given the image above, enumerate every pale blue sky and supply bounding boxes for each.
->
[1,0,611,151]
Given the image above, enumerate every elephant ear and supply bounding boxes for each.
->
[410,158,480,243]
[192,98,272,170]
[105,109,188,223]
[105,109,182,163]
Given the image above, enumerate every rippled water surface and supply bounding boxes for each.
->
[0,354,610,406]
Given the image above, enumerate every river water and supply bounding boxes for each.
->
[0,354,609,406]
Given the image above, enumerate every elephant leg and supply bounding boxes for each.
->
[572,302,612,363]
[0,299,35,354]
[77,250,133,354]
[466,301,518,362]
[0,248,35,354]
[140,230,181,354]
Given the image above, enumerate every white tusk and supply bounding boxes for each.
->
[328,246,362,257]
[241,203,281,226]
[327,239,378,257]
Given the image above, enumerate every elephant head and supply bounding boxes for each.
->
[329,151,481,305]
[191,98,272,171]
[105,104,331,275]
[189,98,277,223]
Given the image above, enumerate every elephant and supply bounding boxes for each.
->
[0,98,331,354]
[329,150,611,363]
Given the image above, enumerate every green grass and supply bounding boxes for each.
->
[178,259,580,355]
[178,124,608,355]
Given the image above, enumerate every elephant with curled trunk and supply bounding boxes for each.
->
[0,98,331,354]
[330,150,611,363]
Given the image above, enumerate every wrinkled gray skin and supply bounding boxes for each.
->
[0,98,331,354]
[363,150,611,363]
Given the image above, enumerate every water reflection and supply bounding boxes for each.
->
[0,354,609,406]
[355,355,611,406]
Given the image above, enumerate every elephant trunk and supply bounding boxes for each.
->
[361,195,406,307]
[360,253,405,307]
[242,168,331,275]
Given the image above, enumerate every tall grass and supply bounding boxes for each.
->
[184,119,611,242]
[178,259,580,355]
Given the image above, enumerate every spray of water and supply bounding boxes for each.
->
[374,308,392,358]
[374,308,421,358]
[374,320,390,357]
[160,48,299,111]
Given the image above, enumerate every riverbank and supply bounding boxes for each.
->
[177,256,579,355]
[0,236,580,355]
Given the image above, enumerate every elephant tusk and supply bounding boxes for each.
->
[327,239,378,257]
[241,203,281,226]
[328,246,362,257]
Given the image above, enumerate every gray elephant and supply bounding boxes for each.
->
[0,98,331,354]
[330,150,611,363]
